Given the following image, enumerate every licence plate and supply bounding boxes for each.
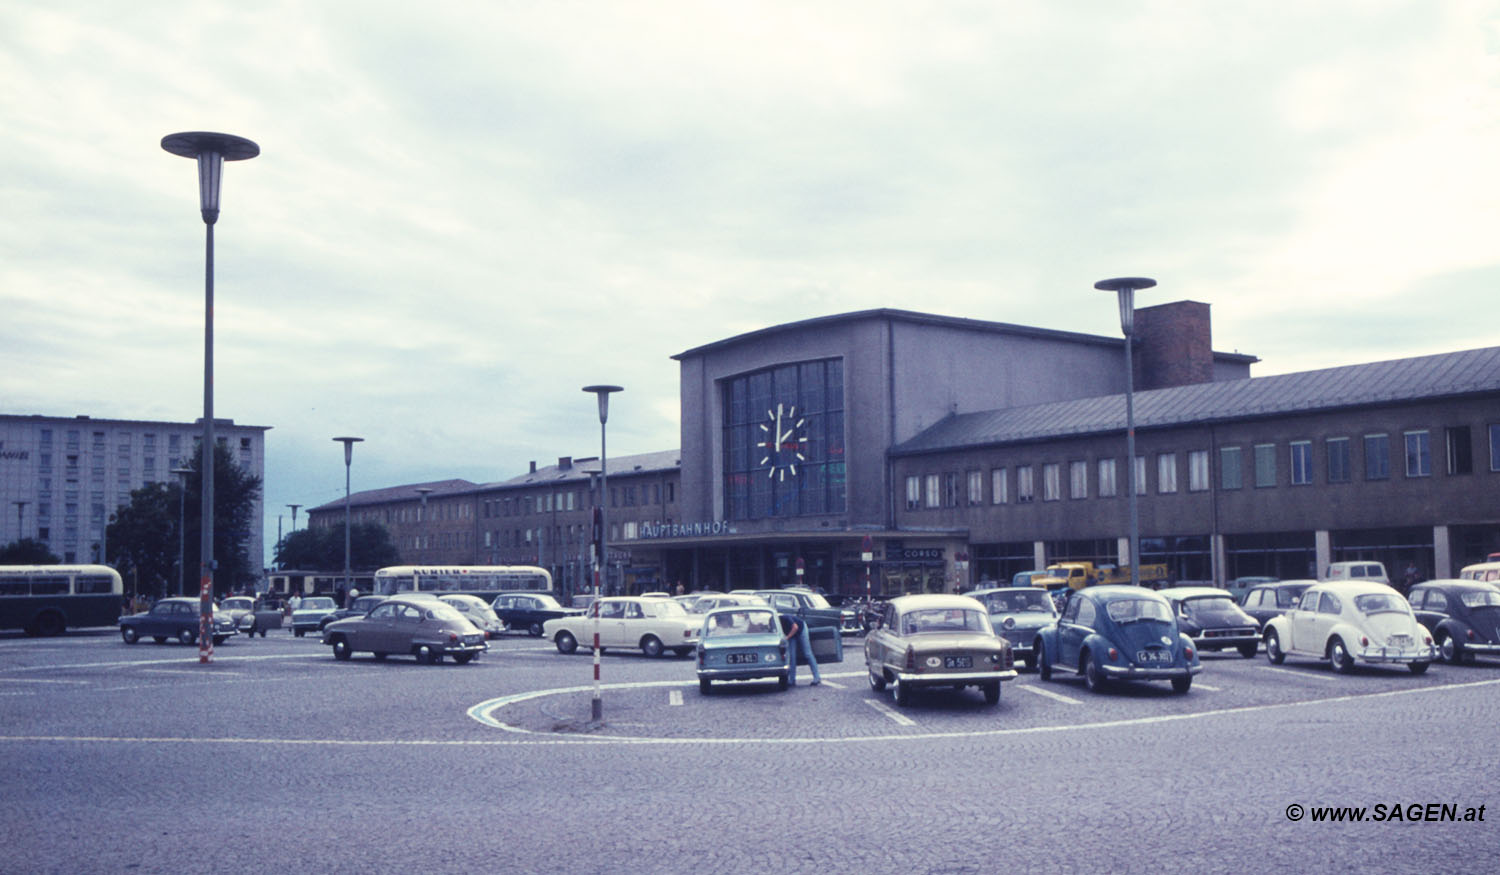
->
[943,655,973,669]
[1136,650,1172,664]
[726,652,760,665]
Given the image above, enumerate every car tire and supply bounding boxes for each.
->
[1171,676,1192,694]
[1082,651,1106,692]
[177,628,196,646]
[893,676,911,706]
[121,626,139,644]
[152,636,167,644]
[528,622,544,637]
[868,669,887,692]
[699,678,712,695]
[640,635,664,658]
[373,652,387,661]
[212,636,228,646]
[1238,642,1258,659]
[416,644,440,664]
[777,673,789,691]
[1036,641,1052,681]
[331,636,352,661]
[555,631,578,654]
[1264,630,1286,665]
[1439,633,1463,665]
[983,681,1001,705]
[294,629,305,638]
[452,653,476,665]
[1408,661,1430,675]
[1328,637,1355,674]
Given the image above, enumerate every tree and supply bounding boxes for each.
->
[105,442,262,597]
[274,522,401,572]
[0,538,61,564]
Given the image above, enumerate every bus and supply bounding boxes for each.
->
[265,570,375,600]
[371,566,553,601]
[0,564,125,636]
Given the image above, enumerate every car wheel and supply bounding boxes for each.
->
[893,676,911,706]
[1238,642,1258,659]
[868,669,887,692]
[416,644,440,664]
[452,653,476,665]
[1082,651,1106,692]
[212,636,228,646]
[152,636,167,644]
[177,628,196,646]
[983,681,1001,705]
[640,635,664,658]
[1171,676,1193,694]
[1328,637,1355,674]
[699,678,712,695]
[1408,661,1430,675]
[528,622,544,637]
[1264,630,1286,665]
[777,673,789,691]
[294,629,305,638]
[331,636,352,661]
[373,652,387,661]
[35,613,65,637]
[1036,641,1052,680]
[555,631,578,654]
[121,626,139,644]
[1439,633,1463,665]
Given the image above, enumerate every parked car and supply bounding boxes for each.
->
[543,596,701,657]
[1262,581,1436,674]
[291,596,340,637]
[1458,561,1500,584]
[317,594,386,631]
[864,593,1016,706]
[1240,580,1318,630]
[754,587,859,643]
[1034,585,1201,693]
[438,594,506,638]
[1227,576,1278,604]
[1323,561,1389,585]
[695,606,790,694]
[1407,580,1500,664]
[218,596,260,636]
[1011,570,1048,588]
[120,597,238,646]
[491,592,581,637]
[1161,587,1261,658]
[320,595,487,664]
[687,593,769,614]
[969,586,1057,669]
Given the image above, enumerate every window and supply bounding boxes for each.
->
[722,358,845,519]
[1253,443,1276,487]
[1445,426,1472,475]
[905,476,921,510]
[967,470,984,506]
[990,468,1008,504]
[1492,424,1500,472]
[1188,450,1209,492]
[1016,466,1035,503]
[1042,463,1061,501]
[1098,458,1117,497]
[1220,446,1242,490]
[1289,440,1313,485]
[1134,456,1147,495]
[1365,433,1390,480]
[1156,453,1177,493]
[1327,437,1350,483]
[1404,430,1430,477]
[943,473,960,507]
[1069,461,1088,499]
[924,474,940,509]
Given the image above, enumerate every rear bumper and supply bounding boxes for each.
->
[1356,644,1438,664]
[894,669,1018,687]
[1101,663,1201,680]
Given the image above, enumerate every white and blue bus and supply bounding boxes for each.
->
[371,565,553,601]
[0,564,124,636]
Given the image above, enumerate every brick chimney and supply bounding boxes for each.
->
[558,456,572,470]
[1134,300,1214,390]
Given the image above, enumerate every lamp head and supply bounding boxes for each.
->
[161,132,259,225]
[1094,277,1156,337]
[332,436,364,466]
[582,385,624,424]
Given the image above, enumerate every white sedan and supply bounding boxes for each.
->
[1262,581,1437,674]
[543,596,701,657]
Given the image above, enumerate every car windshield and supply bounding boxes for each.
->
[1181,596,1242,621]
[706,610,778,637]
[529,595,564,610]
[301,598,335,610]
[901,608,991,635]
[1353,593,1407,615]
[1461,590,1500,609]
[1105,598,1173,624]
[424,603,469,624]
[650,600,689,617]
[983,590,1055,615]
[222,598,252,610]
[1276,588,1306,609]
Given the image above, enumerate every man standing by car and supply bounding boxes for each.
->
[777,610,821,686]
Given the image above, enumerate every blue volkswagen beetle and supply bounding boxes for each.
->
[1034,585,1201,693]
[696,606,790,694]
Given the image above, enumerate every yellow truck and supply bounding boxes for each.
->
[1031,561,1169,591]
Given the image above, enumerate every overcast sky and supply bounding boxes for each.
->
[5,1,1499,564]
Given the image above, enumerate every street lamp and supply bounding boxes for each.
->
[1095,276,1156,588]
[162,131,259,664]
[582,384,622,724]
[333,437,363,606]
[12,501,27,542]
[415,487,433,562]
[171,466,193,597]
[287,504,302,531]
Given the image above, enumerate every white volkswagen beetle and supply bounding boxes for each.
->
[1262,581,1437,674]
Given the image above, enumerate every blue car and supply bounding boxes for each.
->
[696,606,790,694]
[1034,585,1201,694]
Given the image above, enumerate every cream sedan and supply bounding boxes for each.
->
[865,593,1017,706]
[543,596,701,657]
[1262,581,1437,674]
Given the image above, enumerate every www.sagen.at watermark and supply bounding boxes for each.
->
[1286,803,1487,823]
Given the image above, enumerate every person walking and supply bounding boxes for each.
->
[777,610,821,686]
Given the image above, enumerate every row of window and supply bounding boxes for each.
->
[478,518,663,551]
[904,424,1500,510]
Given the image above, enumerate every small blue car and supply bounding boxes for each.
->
[696,606,789,694]
[1034,585,1201,694]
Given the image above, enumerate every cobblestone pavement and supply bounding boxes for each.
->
[2,629,1497,873]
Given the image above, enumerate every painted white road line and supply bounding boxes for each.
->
[1260,666,1341,681]
[862,698,917,726]
[0,678,91,685]
[1016,684,1083,705]
[142,668,245,677]
[819,680,846,689]
[668,689,683,706]
[1194,683,1221,691]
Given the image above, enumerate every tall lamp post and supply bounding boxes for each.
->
[162,131,259,664]
[415,487,433,562]
[582,384,622,724]
[333,437,364,606]
[13,501,27,542]
[1095,276,1156,588]
[171,466,193,597]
